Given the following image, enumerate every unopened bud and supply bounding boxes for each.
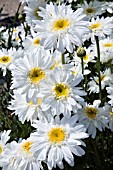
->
[77,47,86,58]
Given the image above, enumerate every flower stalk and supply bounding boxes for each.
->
[95,36,102,103]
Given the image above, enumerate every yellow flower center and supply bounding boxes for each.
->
[53,83,70,99]
[83,54,88,61]
[33,38,40,46]
[0,144,2,154]
[103,43,113,48]
[88,22,101,31]
[85,106,98,119]
[48,127,66,144]
[85,8,96,14]
[13,28,18,33]
[96,75,105,83]
[15,37,20,41]
[28,67,45,84]
[52,19,70,31]
[21,141,33,154]
[110,112,113,116]
[0,56,11,64]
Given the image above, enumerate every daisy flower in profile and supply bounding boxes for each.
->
[106,84,113,106]
[88,68,113,94]
[11,49,53,98]
[0,139,42,170]
[23,32,42,54]
[77,0,105,19]
[30,115,89,170]
[34,2,90,53]
[0,48,16,76]
[0,130,11,157]
[106,107,113,132]
[8,90,44,124]
[77,100,108,138]
[24,0,46,26]
[88,16,113,41]
[102,2,113,14]
[91,37,113,63]
[41,68,86,116]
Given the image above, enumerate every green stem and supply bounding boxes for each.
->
[95,36,102,103]
[62,53,65,64]
[91,139,103,170]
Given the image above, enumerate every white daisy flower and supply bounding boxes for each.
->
[30,115,89,170]
[40,68,86,116]
[77,100,108,138]
[88,16,113,41]
[0,130,11,157]
[11,49,53,98]
[0,139,42,170]
[106,84,113,106]
[73,47,95,65]
[0,48,16,76]
[24,0,46,26]
[8,90,45,124]
[102,2,113,14]
[77,0,105,19]
[34,2,90,53]
[106,107,113,131]
[91,37,113,63]
[88,68,113,94]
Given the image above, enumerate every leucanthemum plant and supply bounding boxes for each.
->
[1,0,113,170]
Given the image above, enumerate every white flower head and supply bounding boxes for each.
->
[77,0,106,19]
[11,49,53,98]
[24,0,46,26]
[40,67,86,116]
[88,68,113,94]
[77,100,108,138]
[8,90,45,124]
[0,48,16,76]
[0,130,11,157]
[88,17,113,41]
[0,139,42,170]
[30,115,89,170]
[34,2,90,53]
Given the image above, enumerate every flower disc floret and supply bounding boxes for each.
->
[85,106,98,119]
[21,141,33,154]
[53,83,70,99]
[52,18,70,31]
[28,67,45,84]
[0,56,11,64]
[48,127,66,144]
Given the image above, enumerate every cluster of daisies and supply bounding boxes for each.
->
[0,0,113,169]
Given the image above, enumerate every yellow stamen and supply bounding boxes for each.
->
[88,22,101,31]
[85,8,96,14]
[0,56,11,64]
[53,83,70,99]
[15,37,20,41]
[21,141,32,154]
[48,127,66,144]
[110,112,113,116]
[33,38,40,46]
[103,43,113,48]
[52,19,70,31]
[96,75,105,83]
[85,106,98,119]
[0,144,2,154]
[28,67,45,84]
[83,54,88,61]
